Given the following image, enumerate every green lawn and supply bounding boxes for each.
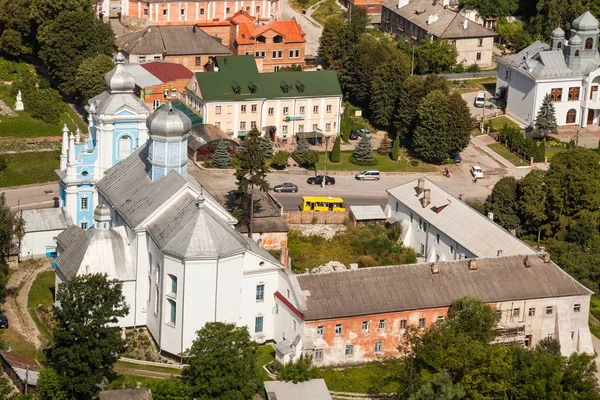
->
[27,269,55,342]
[287,0,320,13]
[488,116,519,131]
[545,145,568,161]
[317,360,402,393]
[590,296,600,322]
[256,345,276,381]
[487,143,528,166]
[316,151,437,172]
[0,151,59,188]
[311,0,344,24]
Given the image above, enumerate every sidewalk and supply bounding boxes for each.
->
[470,135,516,169]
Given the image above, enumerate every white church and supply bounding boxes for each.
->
[54,55,304,358]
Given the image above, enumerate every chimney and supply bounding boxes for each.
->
[468,259,477,270]
[487,212,494,221]
[280,247,289,268]
[497,250,503,257]
[462,18,468,29]
[541,253,550,263]
[458,193,465,201]
[523,255,532,268]
[431,263,439,274]
[421,189,431,208]
[350,263,359,270]
[305,268,309,274]
[398,0,409,8]
[417,177,425,194]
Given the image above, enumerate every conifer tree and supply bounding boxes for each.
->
[535,93,558,140]
[351,135,375,165]
[212,140,231,169]
[391,136,401,161]
[295,135,309,156]
[377,135,391,156]
[259,136,274,158]
[330,135,341,163]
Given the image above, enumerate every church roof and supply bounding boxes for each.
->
[572,11,599,31]
[89,90,149,116]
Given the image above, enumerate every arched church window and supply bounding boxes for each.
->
[148,253,153,275]
[119,135,132,159]
[586,37,594,50]
[156,263,161,285]
[557,42,562,49]
[147,276,151,303]
[155,142,165,163]
[566,109,577,123]
[575,50,580,56]
[168,144,178,163]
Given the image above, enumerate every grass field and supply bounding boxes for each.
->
[316,151,438,172]
[0,151,59,188]
[487,143,528,166]
[287,0,320,13]
[487,116,519,131]
[256,345,276,381]
[27,269,55,342]
[317,360,402,393]
[545,145,568,161]
[311,0,343,24]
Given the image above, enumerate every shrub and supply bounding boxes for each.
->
[357,255,377,268]
[300,150,319,171]
[411,160,419,166]
[330,135,341,163]
[28,88,65,124]
[466,64,481,72]
[391,137,400,161]
[270,150,290,170]
[498,124,544,162]
[278,355,317,383]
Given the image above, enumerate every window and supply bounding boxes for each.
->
[293,320,297,331]
[195,56,201,67]
[317,325,324,336]
[423,222,427,232]
[400,319,407,329]
[81,221,88,230]
[505,70,509,79]
[374,342,382,353]
[299,106,305,114]
[147,276,151,302]
[513,308,520,318]
[528,307,536,316]
[282,125,288,133]
[80,197,89,210]
[496,309,502,319]
[450,245,454,254]
[566,109,577,123]
[379,319,386,330]
[571,331,575,340]
[143,8,148,15]
[313,105,319,114]
[420,244,425,254]
[154,287,159,313]
[437,316,445,322]
[256,5,261,12]
[255,316,263,332]
[274,66,280,72]
[326,104,332,113]
[214,122,221,128]
[272,51,278,59]
[586,37,594,49]
[246,6,250,11]
[256,284,265,301]
[361,321,369,332]
[345,345,354,356]
[170,275,177,294]
[162,8,167,15]
[335,324,342,334]
[240,121,246,130]
[251,121,257,129]
[325,123,331,132]
[288,49,300,58]
[277,50,283,58]
[255,51,266,58]
[180,8,185,15]
[119,135,131,159]
[268,107,274,116]
[168,299,176,324]
[574,304,581,313]
[478,38,483,47]
[568,87,580,101]
[153,100,160,110]
[156,264,161,285]
[546,306,554,315]
[410,212,413,222]
[225,7,230,13]
[436,255,440,261]
[395,202,399,212]
[241,105,247,113]
[215,106,222,114]
[312,124,318,131]
[591,86,598,99]
[251,104,257,113]
[163,89,169,99]
[298,124,304,132]
[575,50,580,56]
[550,88,562,102]
[436,233,440,244]
[283,106,289,115]
[200,8,204,14]
[315,349,323,360]
[418,318,426,328]
[418,218,423,229]
[476,52,481,61]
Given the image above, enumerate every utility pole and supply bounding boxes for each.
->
[324,136,330,178]
[480,92,486,133]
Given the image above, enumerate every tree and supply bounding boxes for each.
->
[446,92,473,153]
[0,193,23,301]
[413,39,457,74]
[0,29,25,56]
[49,273,129,399]
[496,17,536,52]
[351,135,375,165]
[270,150,290,170]
[30,0,95,24]
[183,322,259,399]
[535,93,558,140]
[26,88,65,124]
[259,136,274,159]
[145,377,194,400]
[391,136,401,161]
[0,0,35,55]
[212,140,231,169]
[484,176,521,231]
[278,354,318,383]
[37,10,113,94]
[408,370,465,400]
[300,150,319,171]
[368,52,410,128]
[36,368,69,400]
[330,135,341,163]
[75,54,114,102]
[517,169,547,235]
[458,0,518,19]
[393,75,426,141]
[446,297,499,343]
[0,376,16,399]
[377,134,391,156]
[295,135,309,156]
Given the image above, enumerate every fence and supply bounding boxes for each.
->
[283,211,349,224]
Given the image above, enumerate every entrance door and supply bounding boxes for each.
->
[588,109,595,125]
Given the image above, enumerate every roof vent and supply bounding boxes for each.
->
[487,212,494,221]
[196,194,205,209]
[462,18,468,29]
[523,255,532,268]
[540,252,550,263]
[468,259,477,270]
[421,189,431,208]
[431,263,439,274]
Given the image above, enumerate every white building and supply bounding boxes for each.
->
[496,11,600,127]
[19,208,72,260]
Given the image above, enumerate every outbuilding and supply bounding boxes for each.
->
[0,351,40,393]
[264,379,332,400]
[349,205,387,226]
[19,208,72,260]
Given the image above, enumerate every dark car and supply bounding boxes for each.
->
[350,129,371,140]
[0,314,9,329]
[307,175,335,185]
[273,183,298,193]
[451,151,462,164]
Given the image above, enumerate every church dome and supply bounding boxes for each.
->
[551,27,565,38]
[146,102,192,138]
[105,53,135,94]
[572,11,599,31]
[94,204,111,221]
[570,34,583,46]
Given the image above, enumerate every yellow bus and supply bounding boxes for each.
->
[301,196,346,212]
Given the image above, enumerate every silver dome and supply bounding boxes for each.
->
[146,102,192,138]
[551,27,565,38]
[570,34,583,45]
[94,204,111,221]
[572,11,599,31]
[105,53,135,94]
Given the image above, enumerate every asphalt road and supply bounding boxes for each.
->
[273,192,388,211]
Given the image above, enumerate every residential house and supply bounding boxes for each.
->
[380,0,497,67]
[185,55,342,141]
[229,10,306,72]
[19,208,72,260]
[496,12,600,127]
[340,0,386,25]
[236,190,289,251]
[124,61,194,110]
[116,25,232,71]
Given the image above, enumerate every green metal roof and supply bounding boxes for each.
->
[194,56,342,102]
[158,99,203,125]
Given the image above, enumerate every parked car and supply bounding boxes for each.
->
[452,152,462,164]
[474,92,486,108]
[307,175,335,185]
[355,170,380,180]
[0,314,9,329]
[471,166,484,179]
[350,129,371,140]
[273,183,298,193]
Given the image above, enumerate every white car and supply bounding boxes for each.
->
[471,166,484,179]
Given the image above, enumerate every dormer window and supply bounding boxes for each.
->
[248,82,257,94]
[557,42,562,49]
[296,81,305,93]
[273,35,283,43]
[232,82,242,95]
[280,82,290,93]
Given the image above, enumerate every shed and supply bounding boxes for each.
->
[264,379,332,400]
[19,208,72,260]
[0,351,41,393]
[349,205,387,226]
[99,388,153,399]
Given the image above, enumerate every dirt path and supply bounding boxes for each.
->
[113,366,179,380]
[4,260,52,351]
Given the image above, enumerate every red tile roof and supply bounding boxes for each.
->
[274,291,305,321]
[229,10,305,45]
[140,61,194,83]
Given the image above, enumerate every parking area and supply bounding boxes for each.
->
[462,89,496,120]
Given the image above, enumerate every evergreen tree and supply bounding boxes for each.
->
[377,134,391,156]
[392,136,401,161]
[212,140,231,169]
[368,52,410,128]
[259,136,274,158]
[535,93,558,139]
[351,135,375,165]
[330,135,341,163]
[295,135,309,156]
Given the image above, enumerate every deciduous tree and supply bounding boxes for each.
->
[36,368,69,400]
[212,140,231,169]
[413,39,457,74]
[278,354,318,383]
[369,53,410,128]
[484,176,521,231]
[75,54,114,102]
[393,75,426,142]
[270,150,290,170]
[517,169,547,235]
[458,0,518,19]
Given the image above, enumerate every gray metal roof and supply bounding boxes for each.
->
[350,205,386,221]
[55,225,86,249]
[387,178,536,258]
[116,25,232,56]
[89,90,150,116]
[294,255,592,321]
[22,208,72,233]
[264,379,332,400]
[573,11,599,30]
[123,64,162,88]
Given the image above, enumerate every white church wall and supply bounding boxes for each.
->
[215,254,244,326]
[20,229,63,260]
[505,69,537,125]
[272,271,304,360]
[119,280,137,327]
[535,78,585,126]
[159,255,185,355]
[145,236,165,347]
